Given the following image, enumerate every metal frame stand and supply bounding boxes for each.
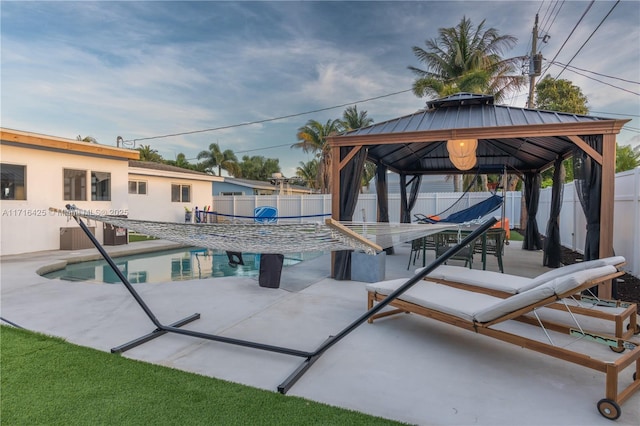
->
[72,212,496,394]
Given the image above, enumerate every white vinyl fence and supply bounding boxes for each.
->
[212,192,522,226]
[538,167,640,277]
[212,168,639,277]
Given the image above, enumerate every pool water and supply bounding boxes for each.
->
[44,248,323,284]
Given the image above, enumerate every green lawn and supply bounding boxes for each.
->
[1,326,403,425]
[128,233,157,243]
[509,230,524,241]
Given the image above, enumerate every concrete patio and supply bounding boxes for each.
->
[1,237,639,425]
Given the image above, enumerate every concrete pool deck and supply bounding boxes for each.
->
[1,239,639,425]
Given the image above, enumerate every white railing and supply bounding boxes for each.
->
[212,168,639,277]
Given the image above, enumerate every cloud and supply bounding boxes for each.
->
[2,0,638,170]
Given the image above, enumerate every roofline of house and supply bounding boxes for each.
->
[0,127,140,160]
[223,177,314,193]
[129,166,223,182]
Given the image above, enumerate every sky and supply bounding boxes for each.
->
[2,1,639,177]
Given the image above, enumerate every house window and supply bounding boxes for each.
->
[91,171,111,201]
[1,164,26,200]
[220,191,244,196]
[171,184,191,202]
[64,169,87,201]
[128,180,147,195]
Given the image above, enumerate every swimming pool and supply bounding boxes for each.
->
[43,248,323,284]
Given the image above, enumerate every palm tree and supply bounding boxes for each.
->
[340,105,374,131]
[166,153,199,171]
[409,16,525,102]
[360,161,377,193]
[197,143,238,176]
[410,17,525,192]
[291,119,341,193]
[137,144,163,162]
[295,159,319,190]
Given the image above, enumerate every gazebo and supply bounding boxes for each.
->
[328,93,629,298]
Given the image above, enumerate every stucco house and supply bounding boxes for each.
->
[1,128,138,255]
[128,160,221,222]
[0,128,220,255]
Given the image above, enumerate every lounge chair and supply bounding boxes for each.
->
[366,265,640,420]
[417,256,639,347]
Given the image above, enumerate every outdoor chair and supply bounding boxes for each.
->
[366,265,640,420]
[473,228,506,272]
[434,231,479,269]
[407,235,436,269]
[416,256,638,350]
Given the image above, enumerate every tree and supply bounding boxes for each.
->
[137,144,163,162]
[165,153,207,172]
[197,142,239,176]
[409,16,525,102]
[237,155,280,181]
[295,159,320,190]
[535,75,589,115]
[340,105,374,131]
[616,143,640,172]
[76,135,98,143]
[291,119,341,193]
[409,17,525,192]
[535,76,590,186]
[361,161,377,193]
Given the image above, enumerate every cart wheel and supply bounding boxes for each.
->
[597,399,621,420]
[633,372,637,381]
[627,323,640,335]
[610,344,625,353]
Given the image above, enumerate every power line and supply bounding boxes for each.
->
[555,0,620,79]
[539,0,595,80]
[591,111,640,118]
[539,0,565,53]
[184,142,295,161]
[125,88,413,144]
[539,0,564,39]
[552,61,640,85]
[236,143,293,154]
[549,62,640,96]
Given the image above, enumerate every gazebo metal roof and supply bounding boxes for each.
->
[336,93,622,175]
[328,93,630,298]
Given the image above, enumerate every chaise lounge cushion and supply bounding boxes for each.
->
[423,265,530,293]
[417,256,625,294]
[518,257,624,292]
[368,265,617,325]
[367,279,501,322]
[473,265,617,323]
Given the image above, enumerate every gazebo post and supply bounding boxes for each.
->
[330,143,342,278]
[598,133,617,298]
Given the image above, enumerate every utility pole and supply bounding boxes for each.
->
[527,14,540,108]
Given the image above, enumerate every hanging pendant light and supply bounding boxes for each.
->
[447,139,478,171]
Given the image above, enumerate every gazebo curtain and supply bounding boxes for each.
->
[543,156,565,267]
[334,146,368,280]
[375,164,394,255]
[399,174,422,224]
[574,135,603,261]
[522,172,543,250]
